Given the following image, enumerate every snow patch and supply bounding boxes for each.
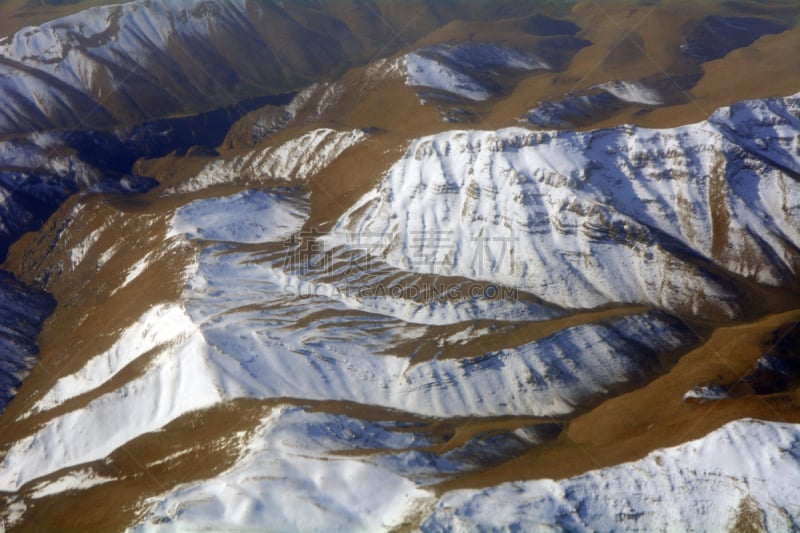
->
[118,251,153,291]
[596,80,663,105]
[1,500,26,529]
[30,469,115,499]
[683,384,729,401]
[169,128,367,194]
[405,53,492,102]
[168,189,309,243]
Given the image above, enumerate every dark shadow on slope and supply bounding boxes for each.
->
[66,92,296,174]
[0,92,296,262]
[682,15,788,62]
[522,13,581,36]
[528,91,626,128]
[413,36,590,116]
[534,35,592,71]
[742,322,800,395]
[0,270,55,414]
[526,70,701,129]
[528,13,792,130]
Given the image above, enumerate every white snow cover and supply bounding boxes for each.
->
[709,91,800,177]
[0,0,215,66]
[328,94,800,317]
[220,242,562,325]
[403,43,548,103]
[131,406,435,533]
[175,238,692,420]
[169,128,367,194]
[0,189,695,492]
[4,86,800,533]
[596,80,662,105]
[0,0,251,132]
[405,53,492,101]
[0,325,222,492]
[28,304,196,416]
[168,189,309,243]
[30,469,115,499]
[422,418,800,532]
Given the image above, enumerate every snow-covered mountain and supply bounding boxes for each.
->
[423,418,800,532]
[0,0,349,132]
[1,1,799,531]
[4,87,800,530]
[167,128,368,194]
[129,416,800,532]
[0,0,537,134]
[0,178,697,493]
[329,93,800,319]
[0,0,257,133]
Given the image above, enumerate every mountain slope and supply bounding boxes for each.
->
[3,89,800,530]
[423,418,800,532]
[0,0,539,135]
[0,271,54,413]
[328,93,800,319]
[0,1,800,531]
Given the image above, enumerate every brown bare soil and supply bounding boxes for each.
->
[0,193,196,442]
[8,398,275,533]
[438,310,800,492]
[4,397,559,532]
[399,304,654,364]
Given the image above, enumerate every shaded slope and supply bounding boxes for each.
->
[0,271,54,413]
[0,0,539,134]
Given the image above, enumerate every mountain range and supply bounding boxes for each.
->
[0,0,799,531]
